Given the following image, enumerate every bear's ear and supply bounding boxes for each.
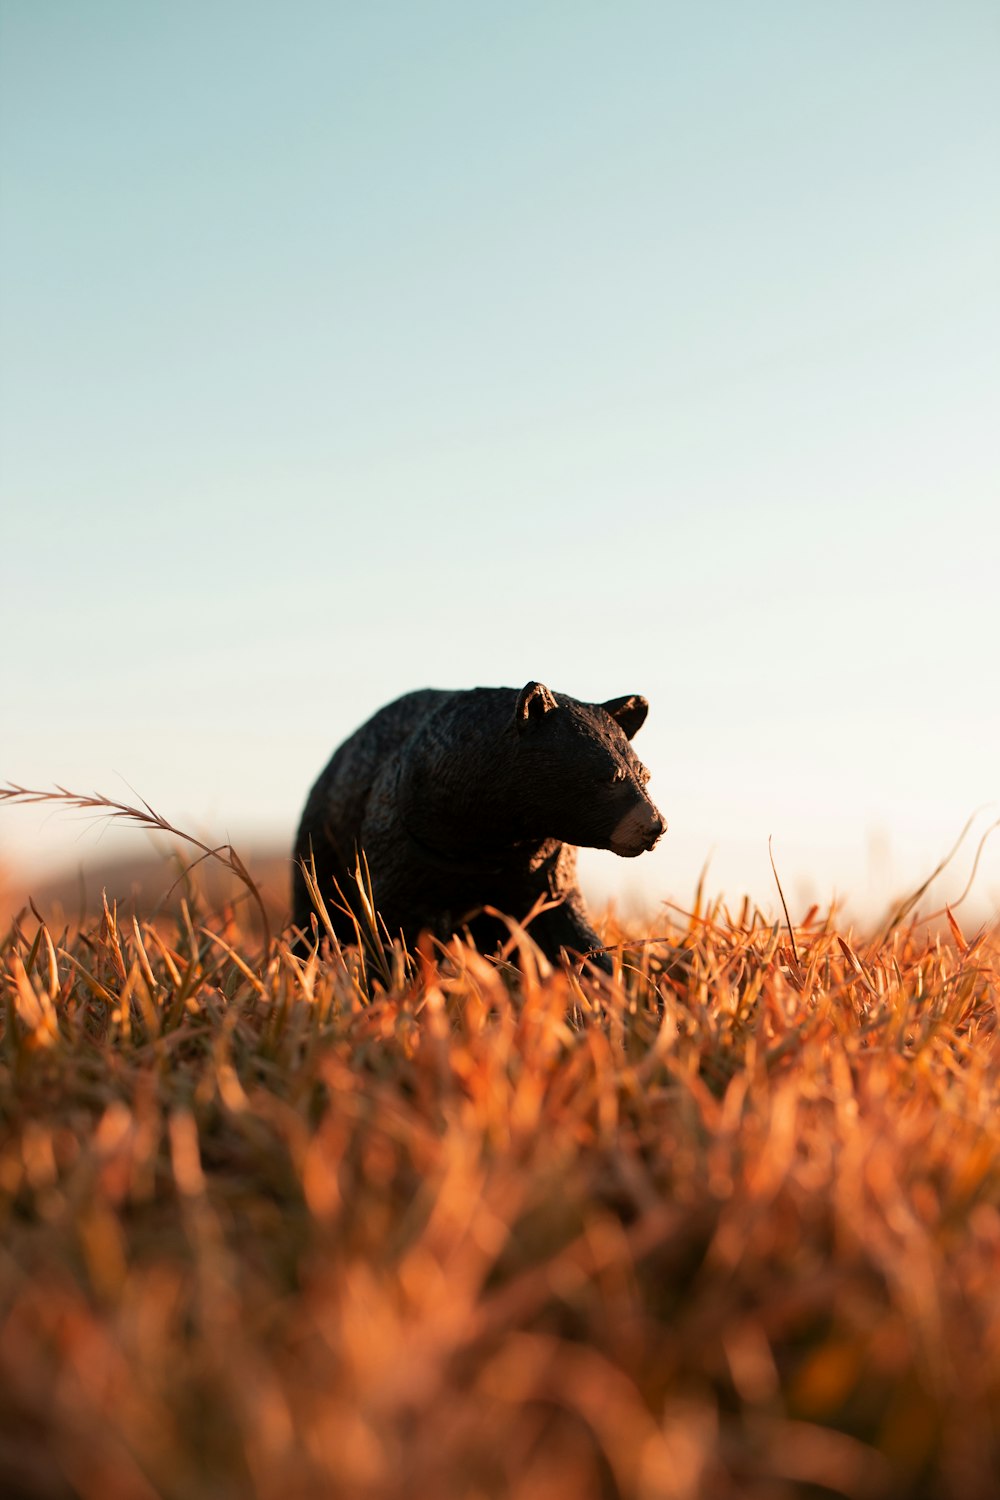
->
[515,681,557,731]
[601,694,648,739]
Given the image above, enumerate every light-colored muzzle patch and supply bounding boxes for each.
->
[609,798,665,857]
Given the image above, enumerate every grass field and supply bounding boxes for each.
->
[2,808,999,1499]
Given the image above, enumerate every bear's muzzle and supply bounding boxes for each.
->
[609,798,665,858]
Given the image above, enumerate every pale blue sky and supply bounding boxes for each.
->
[2,2,998,918]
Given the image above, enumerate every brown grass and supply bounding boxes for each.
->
[1,804,999,1498]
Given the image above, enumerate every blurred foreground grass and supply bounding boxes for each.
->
[2,871,1000,1500]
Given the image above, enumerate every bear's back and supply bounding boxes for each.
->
[292,688,453,929]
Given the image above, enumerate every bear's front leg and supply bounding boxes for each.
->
[525,897,612,974]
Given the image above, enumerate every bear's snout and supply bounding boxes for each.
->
[609,798,665,858]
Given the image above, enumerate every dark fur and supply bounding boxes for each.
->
[292,682,664,972]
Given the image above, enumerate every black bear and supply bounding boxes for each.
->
[292,681,664,972]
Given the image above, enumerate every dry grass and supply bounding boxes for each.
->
[2,808,1000,1498]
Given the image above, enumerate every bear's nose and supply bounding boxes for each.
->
[609,798,667,857]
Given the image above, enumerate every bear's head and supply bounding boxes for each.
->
[512,681,665,857]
